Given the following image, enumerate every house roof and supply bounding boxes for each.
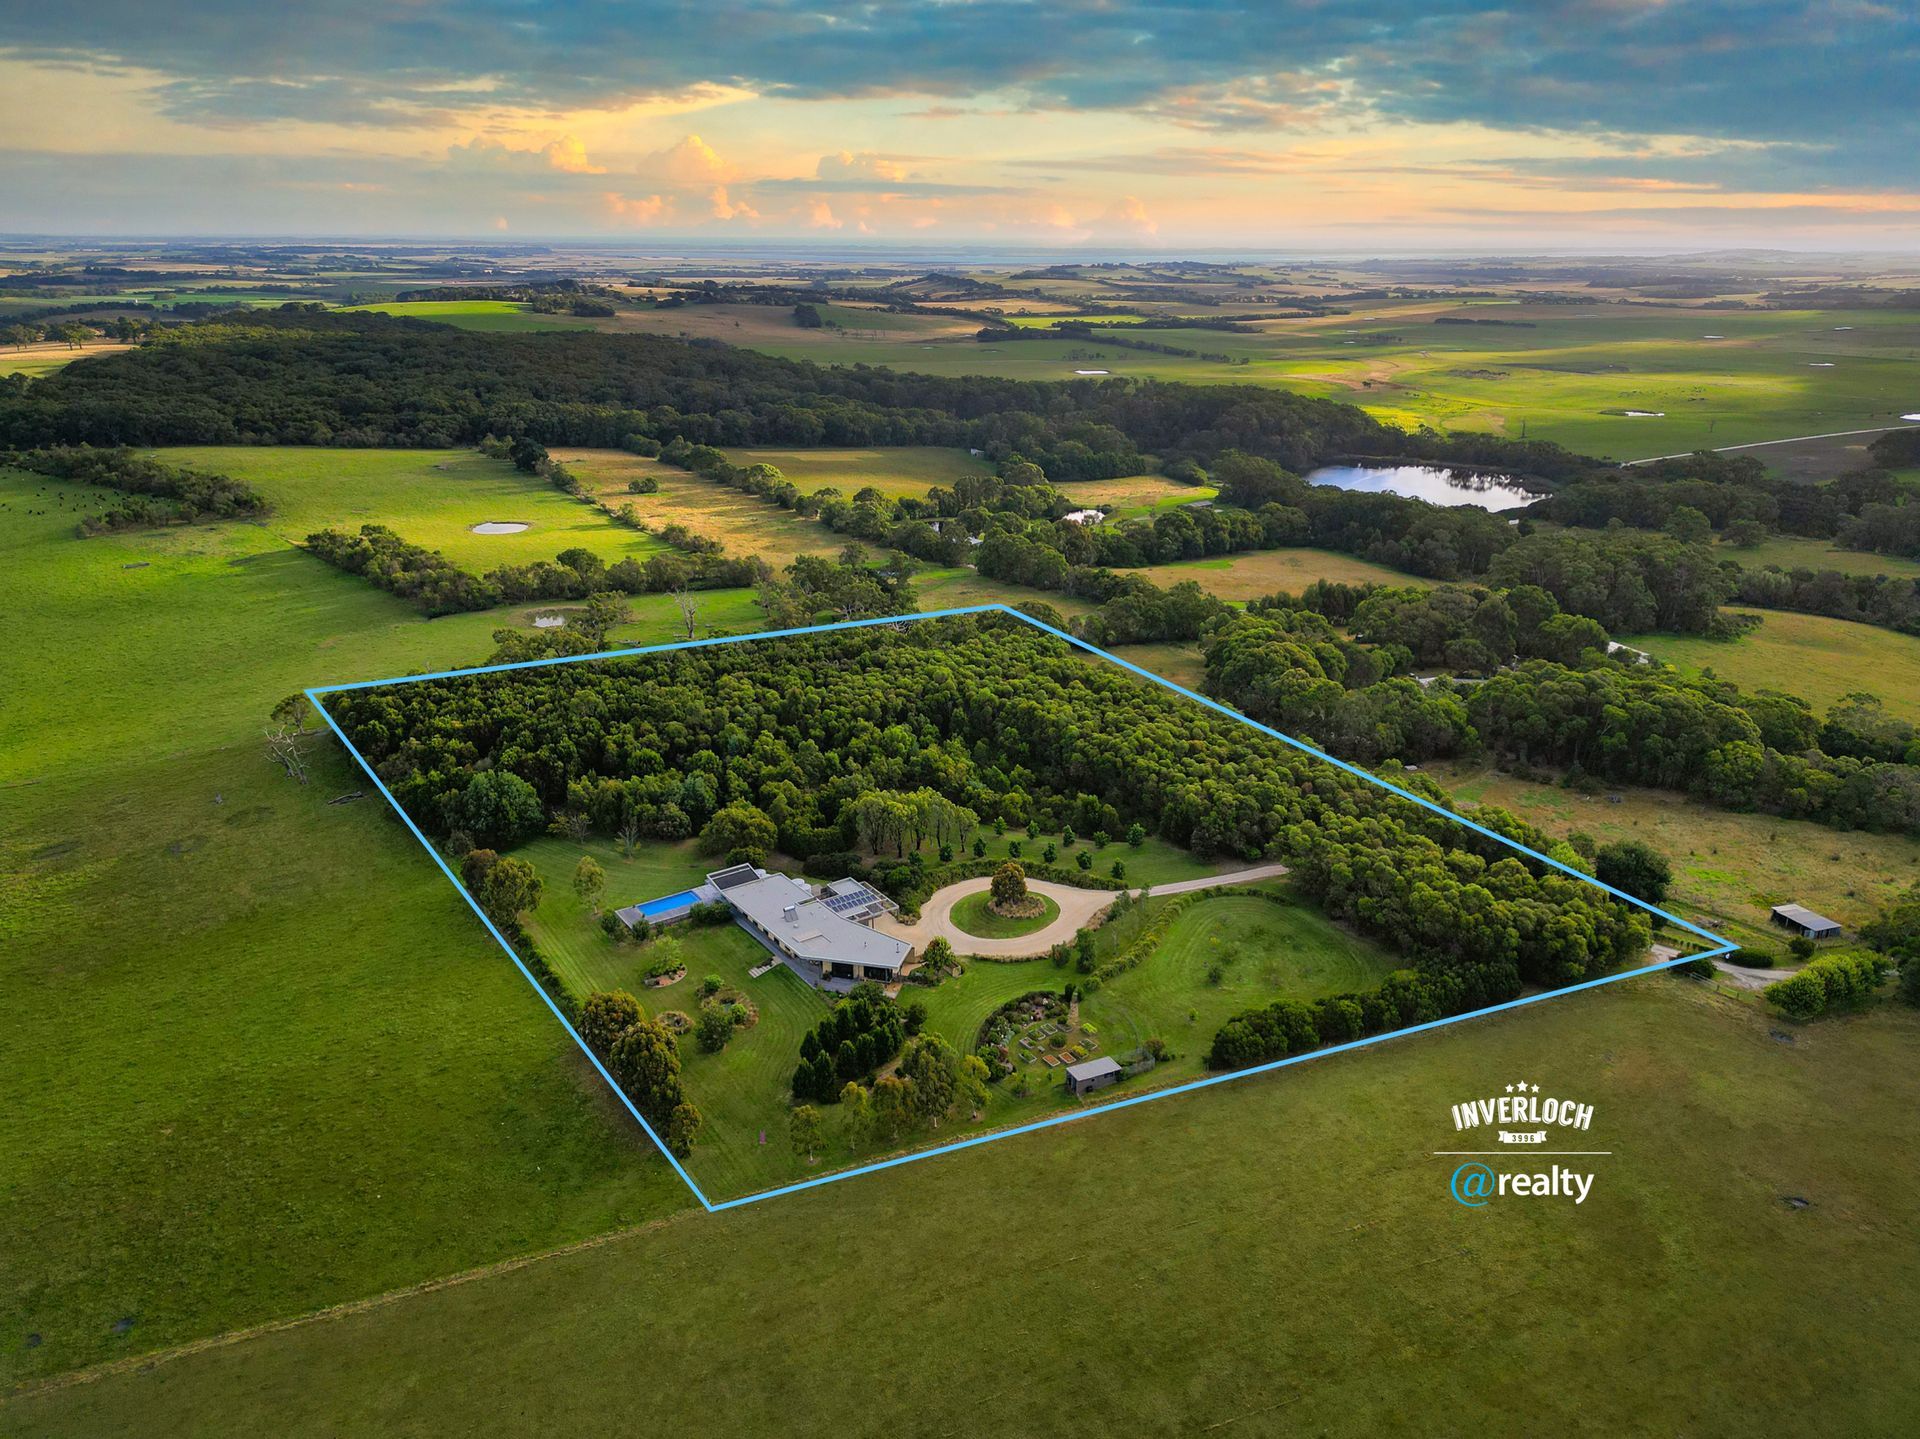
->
[711,869,913,972]
[1064,1056,1122,1082]
[1772,903,1841,932]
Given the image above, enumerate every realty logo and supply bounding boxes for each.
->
[1440,1078,1607,1207]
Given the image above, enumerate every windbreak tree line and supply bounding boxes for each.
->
[1198,581,1920,835]
[327,615,1648,1017]
[0,307,1589,479]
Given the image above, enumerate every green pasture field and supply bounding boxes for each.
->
[949,889,1061,938]
[0,343,134,378]
[1435,762,1920,952]
[8,436,1920,1414]
[1117,546,1432,601]
[1109,639,1208,690]
[0,479,705,1387]
[16,977,1915,1435]
[720,444,993,499]
[653,294,1920,463]
[1065,473,1218,517]
[1622,608,1920,724]
[604,300,981,353]
[150,445,674,572]
[550,447,848,565]
[911,566,1098,620]
[339,299,598,332]
[1722,533,1920,579]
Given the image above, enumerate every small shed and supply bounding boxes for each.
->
[1770,904,1842,940]
[1063,1056,1122,1097]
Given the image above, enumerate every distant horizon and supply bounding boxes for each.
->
[2,3,1913,246]
[5,236,1920,264]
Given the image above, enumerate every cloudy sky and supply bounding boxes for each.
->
[2,1,1914,246]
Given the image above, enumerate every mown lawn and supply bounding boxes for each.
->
[1084,888,1400,1081]
[512,836,836,1198]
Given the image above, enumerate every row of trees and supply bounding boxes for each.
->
[576,990,701,1153]
[0,306,1590,481]
[10,444,269,534]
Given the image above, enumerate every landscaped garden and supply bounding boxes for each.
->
[950,881,1061,939]
[324,613,1661,1201]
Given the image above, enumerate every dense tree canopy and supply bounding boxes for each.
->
[330,615,1650,1024]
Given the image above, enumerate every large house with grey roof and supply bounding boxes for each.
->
[620,864,913,993]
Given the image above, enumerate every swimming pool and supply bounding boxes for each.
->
[634,888,701,919]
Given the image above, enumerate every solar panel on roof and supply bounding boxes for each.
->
[709,865,758,891]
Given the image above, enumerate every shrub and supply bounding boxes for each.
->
[696,1002,735,1053]
[1764,951,1889,1019]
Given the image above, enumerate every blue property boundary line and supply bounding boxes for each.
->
[307,603,1735,1214]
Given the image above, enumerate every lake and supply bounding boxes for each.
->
[1304,464,1540,512]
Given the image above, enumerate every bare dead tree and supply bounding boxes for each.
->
[264,724,309,785]
[673,585,699,641]
[617,817,642,859]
